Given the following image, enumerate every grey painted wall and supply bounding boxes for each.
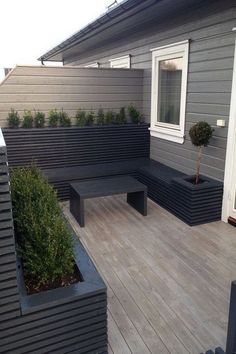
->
[0,66,143,127]
[65,0,236,181]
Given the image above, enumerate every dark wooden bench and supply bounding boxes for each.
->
[43,158,149,200]
[70,176,147,227]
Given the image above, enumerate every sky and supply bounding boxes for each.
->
[0,0,120,81]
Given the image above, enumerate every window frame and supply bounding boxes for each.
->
[109,55,131,68]
[150,40,189,144]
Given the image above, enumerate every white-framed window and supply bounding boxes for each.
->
[109,55,131,68]
[85,62,100,68]
[150,40,189,144]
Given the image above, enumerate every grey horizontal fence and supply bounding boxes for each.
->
[3,124,150,169]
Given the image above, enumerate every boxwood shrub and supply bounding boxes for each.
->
[22,110,33,128]
[11,165,74,286]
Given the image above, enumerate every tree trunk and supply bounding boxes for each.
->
[196,146,203,184]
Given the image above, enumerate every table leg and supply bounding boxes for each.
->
[70,188,85,227]
[127,190,147,216]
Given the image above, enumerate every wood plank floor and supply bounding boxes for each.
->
[62,195,236,354]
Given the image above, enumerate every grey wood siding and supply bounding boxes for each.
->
[0,66,143,127]
[66,1,236,181]
[0,143,20,322]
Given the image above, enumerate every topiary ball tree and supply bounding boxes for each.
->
[189,121,214,184]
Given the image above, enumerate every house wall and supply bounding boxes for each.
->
[65,1,236,181]
[0,66,143,127]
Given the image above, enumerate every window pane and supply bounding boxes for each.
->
[158,57,183,125]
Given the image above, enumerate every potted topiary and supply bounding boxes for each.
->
[171,121,223,225]
[4,165,107,353]
[189,121,214,184]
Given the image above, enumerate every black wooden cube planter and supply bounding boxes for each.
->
[171,175,223,226]
[1,231,108,354]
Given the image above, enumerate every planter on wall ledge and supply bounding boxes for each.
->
[1,229,108,354]
[171,175,223,226]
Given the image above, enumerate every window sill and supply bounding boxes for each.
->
[149,127,185,144]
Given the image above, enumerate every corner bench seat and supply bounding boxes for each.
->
[44,158,223,226]
[43,158,149,200]
[136,160,186,215]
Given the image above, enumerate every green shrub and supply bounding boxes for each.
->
[75,109,87,126]
[48,109,60,127]
[128,104,142,124]
[115,107,127,125]
[189,121,214,147]
[11,165,74,285]
[22,111,33,128]
[7,109,20,128]
[85,111,95,126]
[105,110,115,125]
[189,121,214,184]
[34,111,45,128]
[97,108,105,125]
[59,110,71,127]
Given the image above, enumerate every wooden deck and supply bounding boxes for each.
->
[62,195,236,354]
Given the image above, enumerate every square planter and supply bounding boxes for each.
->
[0,228,108,354]
[171,175,223,226]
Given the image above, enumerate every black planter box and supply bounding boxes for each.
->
[0,231,108,354]
[171,175,223,226]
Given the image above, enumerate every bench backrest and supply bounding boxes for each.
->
[3,124,150,170]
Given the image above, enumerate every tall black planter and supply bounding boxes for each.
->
[1,232,107,354]
[171,175,223,226]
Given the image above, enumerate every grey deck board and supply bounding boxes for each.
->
[63,195,236,354]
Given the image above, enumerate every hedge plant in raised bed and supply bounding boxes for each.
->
[7,108,20,128]
[59,110,71,127]
[86,111,95,126]
[128,104,142,124]
[34,111,45,128]
[10,165,76,292]
[97,108,105,125]
[22,110,34,128]
[48,109,60,127]
[75,109,87,126]
[115,107,127,125]
[189,121,214,184]
[105,110,115,125]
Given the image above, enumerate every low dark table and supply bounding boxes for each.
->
[70,176,147,227]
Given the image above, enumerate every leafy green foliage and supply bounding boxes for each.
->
[85,111,95,126]
[34,111,45,128]
[97,108,105,125]
[115,107,127,125]
[48,109,60,127]
[105,110,115,125]
[75,109,87,126]
[11,165,74,285]
[189,121,214,147]
[22,111,33,128]
[7,109,20,128]
[59,110,71,127]
[128,104,142,124]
